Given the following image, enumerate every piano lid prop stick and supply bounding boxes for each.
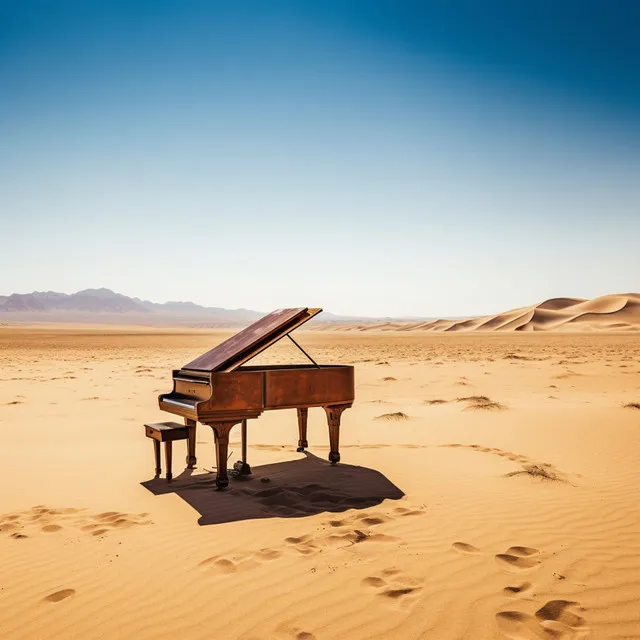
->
[286,333,320,368]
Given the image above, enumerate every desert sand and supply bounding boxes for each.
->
[1,326,640,639]
[338,293,640,333]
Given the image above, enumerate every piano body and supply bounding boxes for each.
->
[158,308,354,488]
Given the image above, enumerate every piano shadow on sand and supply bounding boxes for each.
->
[141,452,404,526]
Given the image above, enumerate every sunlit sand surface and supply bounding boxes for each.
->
[1,327,640,639]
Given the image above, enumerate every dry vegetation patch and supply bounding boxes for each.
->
[624,402,640,410]
[505,464,564,482]
[374,412,410,422]
[456,396,506,411]
[423,396,506,410]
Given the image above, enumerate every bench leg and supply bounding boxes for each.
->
[185,418,197,469]
[165,441,173,482]
[296,408,308,452]
[153,440,161,478]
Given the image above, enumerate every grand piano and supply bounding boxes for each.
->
[158,308,354,489]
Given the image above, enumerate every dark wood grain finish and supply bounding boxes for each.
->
[263,366,354,409]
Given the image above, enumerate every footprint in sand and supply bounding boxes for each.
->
[44,589,75,603]
[356,513,392,526]
[536,600,587,629]
[441,443,533,466]
[1,506,150,539]
[361,567,423,609]
[502,582,533,596]
[496,600,588,639]
[199,547,281,575]
[199,557,242,574]
[253,548,282,561]
[362,576,387,588]
[284,534,320,556]
[391,505,426,517]
[291,506,418,555]
[495,547,542,573]
[506,546,539,557]
[326,510,401,541]
[331,528,398,547]
[452,542,483,555]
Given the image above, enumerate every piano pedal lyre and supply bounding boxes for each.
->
[232,419,252,477]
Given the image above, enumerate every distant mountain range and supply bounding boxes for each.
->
[0,288,425,326]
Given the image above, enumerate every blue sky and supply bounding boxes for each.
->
[1,1,639,316]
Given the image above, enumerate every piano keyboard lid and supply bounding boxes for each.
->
[182,307,322,373]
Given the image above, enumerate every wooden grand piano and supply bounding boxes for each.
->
[157,308,354,489]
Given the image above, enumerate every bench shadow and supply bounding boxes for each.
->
[141,451,404,526]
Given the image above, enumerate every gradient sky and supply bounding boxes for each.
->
[2,1,639,317]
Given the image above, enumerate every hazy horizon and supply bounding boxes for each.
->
[2,285,640,322]
[2,1,639,317]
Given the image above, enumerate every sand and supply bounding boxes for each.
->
[336,293,640,333]
[1,327,640,639]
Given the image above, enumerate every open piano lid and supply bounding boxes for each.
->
[183,307,322,373]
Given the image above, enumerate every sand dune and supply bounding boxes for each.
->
[345,294,640,332]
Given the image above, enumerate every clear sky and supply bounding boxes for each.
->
[2,1,639,317]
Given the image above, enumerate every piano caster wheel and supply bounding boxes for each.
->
[296,440,308,453]
[186,455,197,469]
[328,452,340,465]
[296,446,305,453]
[232,460,252,476]
[215,477,229,490]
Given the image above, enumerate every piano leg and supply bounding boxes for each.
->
[324,405,348,465]
[184,418,197,469]
[296,408,309,452]
[208,421,241,489]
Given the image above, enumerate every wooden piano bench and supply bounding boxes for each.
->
[144,422,191,482]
